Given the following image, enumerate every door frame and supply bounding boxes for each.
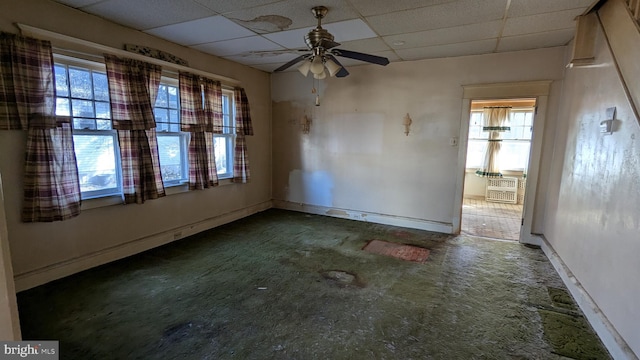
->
[452,80,552,245]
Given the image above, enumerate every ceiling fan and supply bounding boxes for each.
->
[273,6,390,78]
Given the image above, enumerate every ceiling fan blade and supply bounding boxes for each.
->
[273,54,311,72]
[332,49,390,66]
[326,55,349,77]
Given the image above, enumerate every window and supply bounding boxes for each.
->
[214,91,235,179]
[155,82,189,186]
[54,59,121,199]
[466,109,533,171]
[54,56,235,200]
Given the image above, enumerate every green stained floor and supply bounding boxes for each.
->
[17,209,610,359]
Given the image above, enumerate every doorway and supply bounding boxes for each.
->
[453,81,551,245]
[460,98,535,241]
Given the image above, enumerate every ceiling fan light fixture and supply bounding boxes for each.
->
[310,55,325,75]
[297,60,311,77]
[313,70,327,79]
[324,58,342,77]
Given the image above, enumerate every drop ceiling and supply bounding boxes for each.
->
[50,0,596,72]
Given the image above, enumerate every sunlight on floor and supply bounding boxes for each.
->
[461,198,523,241]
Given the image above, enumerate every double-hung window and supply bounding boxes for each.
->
[466,109,533,171]
[214,90,235,179]
[155,80,189,186]
[54,55,236,200]
[54,57,121,199]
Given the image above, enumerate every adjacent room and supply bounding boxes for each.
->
[461,99,534,241]
[1,0,639,359]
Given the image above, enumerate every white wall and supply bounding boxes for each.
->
[0,0,272,288]
[544,21,640,357]
[272,47,565,232]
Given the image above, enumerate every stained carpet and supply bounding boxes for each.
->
[17,209,611,359]
[362,239,430,263]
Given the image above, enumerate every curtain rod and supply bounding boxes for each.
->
[16,23,241,87]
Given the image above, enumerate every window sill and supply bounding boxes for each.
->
[81,195,123,211]
[465,169,525,176]
[80,178,236,211]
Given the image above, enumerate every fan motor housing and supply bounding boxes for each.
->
[305,28,335,49]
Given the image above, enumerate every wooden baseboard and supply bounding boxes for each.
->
[272,200,453,234]
[14,201,272,292]
[540,237,638,360]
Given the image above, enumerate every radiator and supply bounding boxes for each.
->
[486,177,518,204]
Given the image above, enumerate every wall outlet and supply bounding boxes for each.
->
[449,137,458,146]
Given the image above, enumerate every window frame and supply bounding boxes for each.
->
[53,54,238,203]
[54,55,123,200]
[154,77,190,187]
[214,89,235,180]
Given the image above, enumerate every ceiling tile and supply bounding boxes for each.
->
[349,0,458,17]
[337,38,392,53]
[366,0,508,36]
[145,16,255,46]
[193,0,284,14]
[193,36,284,57]
[508,0,593,17]
[249,62,285,72]
[503,8,583,37]
[384,20,502,49]
[395,39,497,61]
[223,0,358,34]
[82,0,216,30]
[497,29,575,52]
[264,19,377,49]
[53,0,103,6]
[223,52,301,65]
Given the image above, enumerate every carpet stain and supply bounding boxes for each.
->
[320,270,366,288]
[16,209,611,359]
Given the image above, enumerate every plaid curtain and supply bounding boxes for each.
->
[233,87,253,183]
[0,32,81,222]
[179,72,220,190]
[104,54,165,204]
[476,106,511,178]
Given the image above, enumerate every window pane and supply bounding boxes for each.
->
[168,86,178,108]
[500,142,530,170]
[72,99,94,118]
[54,65,68,97]
[510,112,525,127]
[214,136,228,174]
[92,72,109,101]
[169,110,179,124]
[56,98,70,116]
[73,134,118,194]
[95,101,111,120]
[156,85,168,107]
[157,135,183,182]
[154,108,168,125]
[524,112,534,126]
[96,120,111,130]
[170,124,180,132]
[69,68,93,99]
